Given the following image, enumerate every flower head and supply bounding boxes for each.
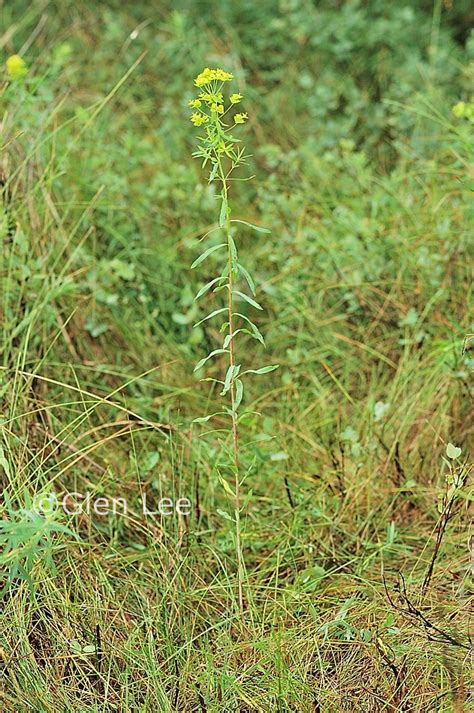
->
[6,54,27,79]
[190,113,208,127]
[452,101,466,118]
[194,67,234,88]
[452,99,474,121]
[190,68,247,135]
[214,69,234,82]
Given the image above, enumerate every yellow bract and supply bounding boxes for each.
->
[6,54,27,79]
[199,92,223,103]
[234,113,248,124]
[189,99,202,109]
[190,113,208,126]
[194,67,234,88]
[230,93,243,104]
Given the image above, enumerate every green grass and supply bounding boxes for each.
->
[0,1,472,710]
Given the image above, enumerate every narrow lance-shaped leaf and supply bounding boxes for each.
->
[191,243,227,269]
[209,161,219,182]
[234,312,265,344]
[192,411,227,424]
[193,307,227,327]
[221,364,241,396]
[194,349,229,372]
[194,277,222,301]
[216,508,235,522]
[224,328,262,348]
[242,365,279,375]
[237,263,256,295]
[234,290,263,310]
[219,195,228,228]
[230,219,271,234]
[234,379,244,410]
[228,234,238,265]
[218,474,236,498]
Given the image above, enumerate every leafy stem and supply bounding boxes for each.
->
[219,157,245,615]
[189,68,277,618]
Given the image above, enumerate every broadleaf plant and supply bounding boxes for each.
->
[189,68,277,616]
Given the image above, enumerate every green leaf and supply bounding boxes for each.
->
[193,307,227,327]
[216,508,234,522]
[191,243,226,269]
[194,277,221,300]
[218,475,235,498]
[234,291,263,310]
[221,365,234,395]
[219,196,228,228]
[250,330,265,345]
[221,364,240,395]
[192,411,226,424]
[208,161,219,182]
[446,442,461,459]
[234,313,265,345]
[193,349,229,372]
[243,365,279,375]
[237,263,256,295]
[234,379,244,410]
[0,445,11,479]
[228,235,238,264]
[240,488,253,512]
[230,219,271,234]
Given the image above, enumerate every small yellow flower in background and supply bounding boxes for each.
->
[189,99,202,109]
[452,99,474,121]
[6,54,28,79]
[452,101,466,118]
[190,113,208,126]
[234,112,248,124]
[230,93,243,104]
[194,67,234,88]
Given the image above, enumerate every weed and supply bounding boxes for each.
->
[189,68,277,617]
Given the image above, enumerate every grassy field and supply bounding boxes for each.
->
[0,1,473,711]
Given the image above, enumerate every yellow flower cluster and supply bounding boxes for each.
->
[452,100,474,121]
[191,113,208,127]
[189,68,248,127]
[194,67,234,88]
[6,54,27,79]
